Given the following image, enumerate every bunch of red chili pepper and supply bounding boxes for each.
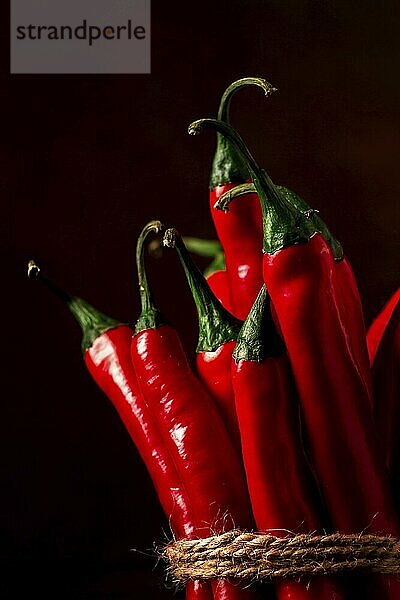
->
[28,77,400,600]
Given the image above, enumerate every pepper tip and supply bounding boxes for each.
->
[151,220,163,234]
[28,259,40,279]
[163,228,179,249]
[258,79,278,96]
[214,197,231,213]
[188,120,202,136]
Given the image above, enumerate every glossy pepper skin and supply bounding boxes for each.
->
[164,229,242,451]
[333,258,373,406]
[195,339,239,442]
[262,236,398,533]
[85,325,214,600]
[85,325,195,538]
[210,182,262,320]
[27,262,212,600]
[372,302,400,480]
[209,78,276,320]
[233,286,345,600]
[131,223,257,600]
[368,288,400,365]
[189,120,400,599]
[216,185,372,410]
[206,269,231,310]
[131,325,252,532]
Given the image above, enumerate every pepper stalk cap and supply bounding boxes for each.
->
[233,285,284,363]
[210,77,277,189]
[27,260,122,352]
[190,118,343,260]
[163,228,242,353]
[134,221,166,335]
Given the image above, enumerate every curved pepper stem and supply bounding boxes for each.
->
[210,77,277,189]
[190,118,276,191]
[190,118,343,259]
[163,228,242,352]
[214,182,257,212]
[27,260,121,352]
[135,220,165,334]
[217,77,277,123]
[217,181,317,215]
[28,260,72,303]
[216,182,343,260]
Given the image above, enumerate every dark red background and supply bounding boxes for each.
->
[4,1,400,597]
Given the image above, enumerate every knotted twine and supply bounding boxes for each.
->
[162,529,400,586]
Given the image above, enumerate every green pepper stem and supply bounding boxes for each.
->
[28,260,72,303]
[192,119,343,259]
[190,119,276,193]
[215,182,343,260]
[210,77,277,189]
[217,77,277,123]
[27,260,121,352]
[190,119,324,255]
[163,228,242,352]
[214,182,257,212]
[135,220,165,334]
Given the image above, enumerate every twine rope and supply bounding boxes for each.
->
[163,530,400,584]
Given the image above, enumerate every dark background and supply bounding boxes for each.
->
[4,1,400,598]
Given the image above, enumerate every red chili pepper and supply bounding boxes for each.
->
[188,119,400,598]
[163,229,242,451]
[233,286,345,600]
[27,260,213,600]
[367,288,400,365]
[205,269,231,310]
[201,116,372,408]
[130,222,257,600]
[216,182,372,411]
[333,258,373,404]
[372,301,400,480]
[209,77,276,320]
[183,237,232,310]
